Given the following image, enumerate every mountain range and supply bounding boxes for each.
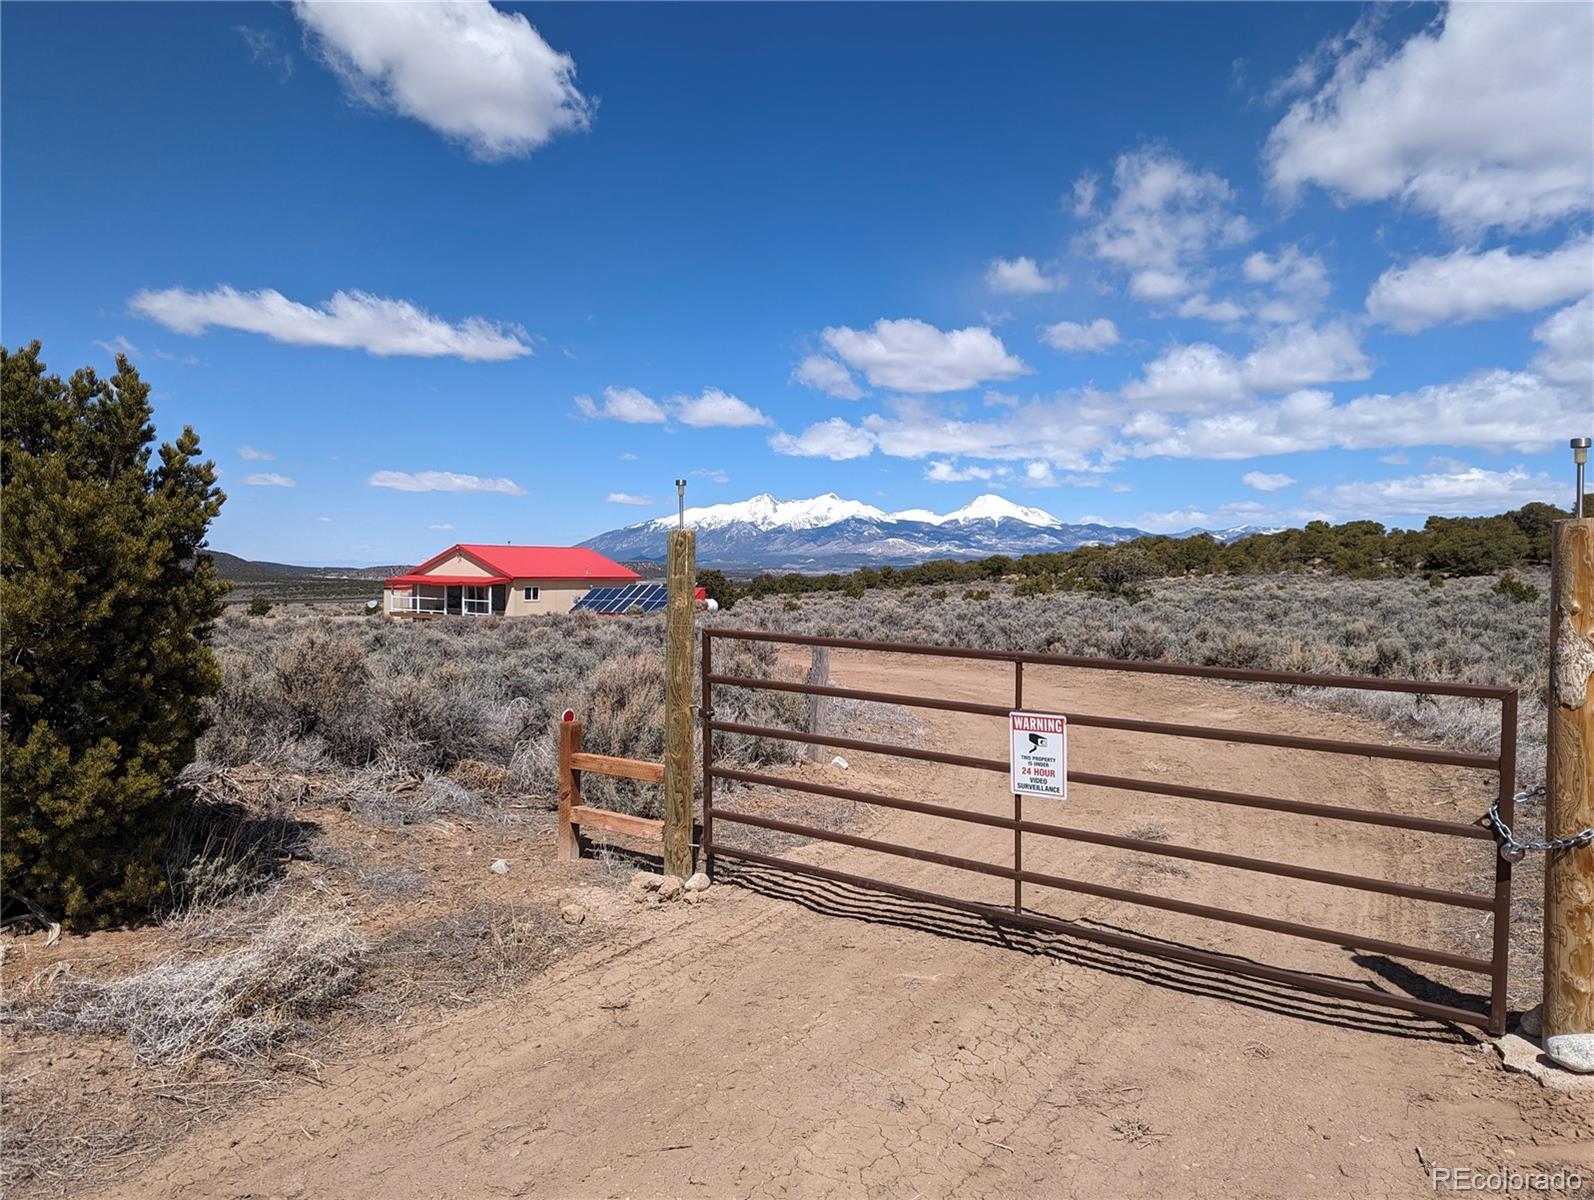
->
[204,551,407,581]
[581,493,1283,570]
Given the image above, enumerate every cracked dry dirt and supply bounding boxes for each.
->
[100,651,1592,1199]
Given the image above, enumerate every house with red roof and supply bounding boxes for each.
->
[384,544,639,617]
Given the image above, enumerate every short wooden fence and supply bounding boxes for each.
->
[556,717,665,858]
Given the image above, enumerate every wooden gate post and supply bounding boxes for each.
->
[557,718,582,861]
[804,645,830,762]
[663,527,697,879]
[1546,517,1594,1071]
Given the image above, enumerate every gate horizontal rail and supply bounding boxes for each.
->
[700,628,1518,1035]
[708,718,1495,841]
[708,764,1494,909]
[705,672,1498,769]
[710,627,1515,699]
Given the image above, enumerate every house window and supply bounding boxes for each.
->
[462,585,490,615]
[524,586,540,602]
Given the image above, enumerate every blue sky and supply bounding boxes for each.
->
[3,2,1590,564]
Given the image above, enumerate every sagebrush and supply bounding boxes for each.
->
[198,609,804,815]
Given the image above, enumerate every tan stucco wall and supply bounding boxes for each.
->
[503,578,621,615]
[419,553,494,578]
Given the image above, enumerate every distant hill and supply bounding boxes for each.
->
[206,551,407,582]
[581,492,1271,570]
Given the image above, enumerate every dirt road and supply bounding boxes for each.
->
[100,652,1592,1199]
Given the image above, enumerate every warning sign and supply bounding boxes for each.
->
[1010,711,1067,799]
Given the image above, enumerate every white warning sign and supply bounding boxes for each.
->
[1010,711,1067,799]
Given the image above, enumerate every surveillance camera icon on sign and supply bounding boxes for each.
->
[1027,733,1047,752]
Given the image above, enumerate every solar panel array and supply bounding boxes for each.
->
[570,583,670,615]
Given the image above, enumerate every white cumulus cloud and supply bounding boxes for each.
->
[792,353,865,400]
[574,387,667,424]
[293,0,591,160]
[1040,318,1120,353]
[924,461,1010,483]
[1124,323,1370,412]
[1367,237,1594,333]
[606,493,654,506]
[1533,296,1594,388]
[1176,294,1248,323]
[673,388,770,428]
[819,318,1029,394]
[769,418,877,461]
[244,472,296,487]
[1079,150,1251,301]
[1308,466,1563,517]
[1265,5,1594,234]
[1125,369,1583,460]
[238,444,274,461]
[130,286,531,360]
[368,469,527,495]
[1242,321,1370,394]
[1241,470,1296,493]
[1024,461,1059,488]
[1121,343,1249,412]
[985,256,1064,296]
[1241,246,1330,324]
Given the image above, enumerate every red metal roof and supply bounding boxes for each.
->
[387,544,639,588]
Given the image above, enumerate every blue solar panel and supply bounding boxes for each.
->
[571,583,669,614]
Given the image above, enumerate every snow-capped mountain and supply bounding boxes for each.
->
[581,492,1150,569]
[1171,523,1290,544]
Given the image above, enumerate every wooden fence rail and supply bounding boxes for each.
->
[557,718,665,858]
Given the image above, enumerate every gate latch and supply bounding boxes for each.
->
[1486,787,1594,861]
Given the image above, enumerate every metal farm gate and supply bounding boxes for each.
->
[699,629,1518,1035]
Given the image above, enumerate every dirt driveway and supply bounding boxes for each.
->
[99,651,1592,1199]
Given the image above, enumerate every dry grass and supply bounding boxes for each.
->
[358,904,595,1016]
[9,907,366,1067]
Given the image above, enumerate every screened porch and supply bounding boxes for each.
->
[387,580,509,617]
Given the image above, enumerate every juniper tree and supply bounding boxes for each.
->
[2,342,226,927]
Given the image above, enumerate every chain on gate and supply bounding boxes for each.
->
[1487,787,1594,862]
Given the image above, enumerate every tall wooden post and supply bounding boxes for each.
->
[1545,517,1594,1072]
[804,645,831,762]
[663,528,697,880]
[557,719,582,861]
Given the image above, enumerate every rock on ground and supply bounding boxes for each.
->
[657,875,684,901]
[685,872,712,892]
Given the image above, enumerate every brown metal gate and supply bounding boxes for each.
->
[700,629,1517,1035]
